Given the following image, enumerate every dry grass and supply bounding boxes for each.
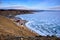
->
[0,16,38,36]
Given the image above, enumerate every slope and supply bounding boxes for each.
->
[0,16,38,37]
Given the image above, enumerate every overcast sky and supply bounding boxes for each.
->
[0,0,60,9]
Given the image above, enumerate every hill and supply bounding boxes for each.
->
[0,9,44,17]
[0,16,38,37]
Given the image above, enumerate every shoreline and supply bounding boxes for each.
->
[12,17,39,36]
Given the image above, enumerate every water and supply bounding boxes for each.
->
[16,10,60,37]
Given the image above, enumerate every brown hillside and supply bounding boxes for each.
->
[0,16,38,37]
[0,10,33,16]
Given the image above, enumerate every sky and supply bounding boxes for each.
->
[0,0,60,9]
